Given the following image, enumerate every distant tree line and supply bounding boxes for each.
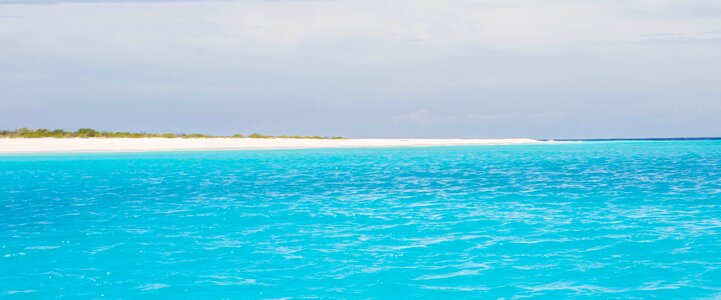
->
[0,128,344,139]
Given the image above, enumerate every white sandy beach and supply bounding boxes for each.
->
[0,138,542,154]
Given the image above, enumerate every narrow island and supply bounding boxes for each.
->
[0,128,542,154]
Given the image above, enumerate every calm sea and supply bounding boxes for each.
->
[2,141,721,298]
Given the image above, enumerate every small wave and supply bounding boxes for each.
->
[136,283,169,291]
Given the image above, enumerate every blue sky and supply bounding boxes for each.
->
[1,0,720,138]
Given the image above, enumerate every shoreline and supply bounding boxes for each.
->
[0,138,543,154]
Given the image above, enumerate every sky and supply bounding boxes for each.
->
[1,0,720,138]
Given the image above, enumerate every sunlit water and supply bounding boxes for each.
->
[2,141,721,298]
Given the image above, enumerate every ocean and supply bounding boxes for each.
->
[2,140,721,298]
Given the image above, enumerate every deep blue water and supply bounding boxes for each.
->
[2,141,721,298]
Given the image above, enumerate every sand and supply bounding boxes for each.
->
[0,138,543,154]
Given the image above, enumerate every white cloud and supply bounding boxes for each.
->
[2,0,720,63]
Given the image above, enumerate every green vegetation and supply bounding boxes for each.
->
[0,128,345,139]
[248,133,271,139]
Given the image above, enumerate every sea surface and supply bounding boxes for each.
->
[2,141,721,298]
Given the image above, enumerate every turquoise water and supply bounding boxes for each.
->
[2,141,721,298]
